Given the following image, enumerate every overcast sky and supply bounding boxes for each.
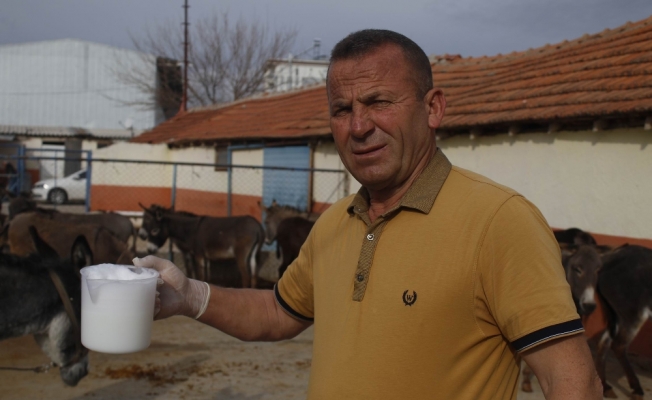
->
[1,0,651,59]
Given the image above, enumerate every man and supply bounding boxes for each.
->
[135,30,602,399]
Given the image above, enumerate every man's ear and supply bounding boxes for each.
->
[425,88,446,130]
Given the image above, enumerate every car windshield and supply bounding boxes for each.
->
[78,171,86,179]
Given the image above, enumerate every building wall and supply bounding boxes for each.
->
[88,141,353,216]
[440,128,652,240]
[265,61,328,93]
[90,142,172,211]
[0,39,160,130]
[312,141,358,212]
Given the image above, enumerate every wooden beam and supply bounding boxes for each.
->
[508,124,520,137]
[548,122,561,134]
[593,119,607,132]
[469,128,482,141]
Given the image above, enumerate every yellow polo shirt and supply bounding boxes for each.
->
[276,149,582,399]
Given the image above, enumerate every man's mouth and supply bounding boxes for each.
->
[352,144,386,156]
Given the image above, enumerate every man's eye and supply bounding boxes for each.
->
[333,107,350,116]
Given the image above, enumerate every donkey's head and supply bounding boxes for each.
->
[562,244,601,316]
[139,203,171,253]
[29,226,90,386]
[259,200,306,244]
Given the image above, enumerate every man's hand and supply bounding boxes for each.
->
[521,334,602,399]
[133,255,209,320]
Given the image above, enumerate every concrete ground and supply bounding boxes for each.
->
[2,316,652,399]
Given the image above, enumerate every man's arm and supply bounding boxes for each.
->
[133,256,312,342]
[521,334,602,399]
[197,286,312,341]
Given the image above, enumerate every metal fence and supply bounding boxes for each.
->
[0,152,350,220]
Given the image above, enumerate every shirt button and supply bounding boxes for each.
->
[366,234,374,241]
[356,274,364,282]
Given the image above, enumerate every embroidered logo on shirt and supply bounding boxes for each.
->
[402,290,417,306]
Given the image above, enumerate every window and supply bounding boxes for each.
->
[215,146,229,171]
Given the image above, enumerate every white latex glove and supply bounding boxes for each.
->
[132,255,210,320]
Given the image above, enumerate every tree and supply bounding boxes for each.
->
[113,11,297,113]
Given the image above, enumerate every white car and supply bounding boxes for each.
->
[32,169,87,205]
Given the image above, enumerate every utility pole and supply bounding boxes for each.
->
[180,0,189,113]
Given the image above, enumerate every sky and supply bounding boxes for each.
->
[1,0,651,59]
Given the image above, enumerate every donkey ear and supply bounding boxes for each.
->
[559,242,578,259]
[71,235,93,269]
[28,225,59,259]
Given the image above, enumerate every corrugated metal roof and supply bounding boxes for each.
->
[134,16,652,145]
[0,124,141,140]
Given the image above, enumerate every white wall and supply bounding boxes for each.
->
[231,148,264,196]
[313,141,358,203]
[170,146,226,192]
[440,128,652,239]
[92,142,172,187]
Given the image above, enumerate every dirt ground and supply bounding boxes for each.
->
[3,316,652,400]
[3,205,652,399]
[0,317,313,400]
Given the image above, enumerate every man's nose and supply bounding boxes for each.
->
[350,108,373,138]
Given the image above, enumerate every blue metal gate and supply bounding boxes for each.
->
[262,146,310,210]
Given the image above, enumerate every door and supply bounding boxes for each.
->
[262,146,310,210]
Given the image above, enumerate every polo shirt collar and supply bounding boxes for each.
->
[347,148,452,217]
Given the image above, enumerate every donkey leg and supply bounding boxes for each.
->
[596,329,618,398]
[235,249,252,288]
[194,255,205,282]
[521,362,533,392]
[611,325,645,399]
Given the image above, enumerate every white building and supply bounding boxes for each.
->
[0,39,179,181]
[0,39,167,131]
[264,57,329,93]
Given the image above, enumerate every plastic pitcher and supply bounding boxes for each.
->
[80,265,159,354]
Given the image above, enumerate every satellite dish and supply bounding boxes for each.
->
[123,118,134,129]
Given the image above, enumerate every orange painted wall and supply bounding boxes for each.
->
[175,188,262,222]
[91,185,172,211]
[90,185,262,221]
[26,168,40,185]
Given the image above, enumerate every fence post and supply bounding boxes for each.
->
[169,164,178,262]
[16,145,25,196]
[227,152,233,217]
[85,151,92,213]
[171,164,178,210]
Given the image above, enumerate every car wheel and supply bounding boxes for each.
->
[48,188,68,205]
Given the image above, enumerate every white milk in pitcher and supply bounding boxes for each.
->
[81,264,159,354]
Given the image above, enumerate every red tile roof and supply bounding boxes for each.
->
[134,16,652,145]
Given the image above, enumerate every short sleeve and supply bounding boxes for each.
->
[477,195,583,352]
[275,229,315,322]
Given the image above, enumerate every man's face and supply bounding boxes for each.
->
[327,45,445,193]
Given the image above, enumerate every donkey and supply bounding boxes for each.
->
[139,204,265,288]
[521,243,602,393]
[0,227,92,386]
[6,196,136,251]
[554,227,597,246]
[259,200,320,244]
[594,244,652,400]
[276,216,315,278]
[8,212,134,264]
